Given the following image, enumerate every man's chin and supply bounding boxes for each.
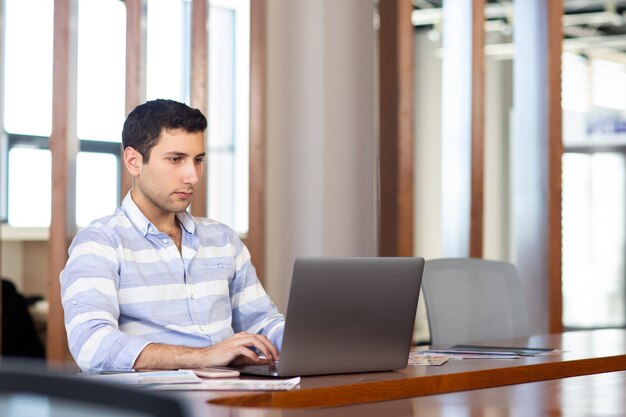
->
[170,199,193,213]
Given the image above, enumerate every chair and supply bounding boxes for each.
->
[422,258,531,346]
[0,359,191,417]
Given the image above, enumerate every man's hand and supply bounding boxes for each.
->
[133,332,279,370]
[206,332,279,366]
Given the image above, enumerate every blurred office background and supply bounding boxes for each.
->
[1,0,626,362]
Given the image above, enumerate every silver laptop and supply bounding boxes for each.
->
[232,257,424,377]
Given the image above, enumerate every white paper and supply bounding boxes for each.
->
[408,352,449,365]
[81,370,203,386]
[147,376,301,391]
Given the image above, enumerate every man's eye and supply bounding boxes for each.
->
[169,157,181,163]
[195,157,205,164]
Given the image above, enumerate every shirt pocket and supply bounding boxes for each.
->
[192,259,235,283]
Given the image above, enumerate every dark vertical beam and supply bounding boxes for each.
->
[122,0,146,197]
[378,0,414,257]
[48,0,78,364]
[469,0,485,258]
[248,0,266,282]
[190,0,208,217]
[0,0,5,355]
[548,0,564,333]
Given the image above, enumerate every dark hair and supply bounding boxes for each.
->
[122,99,207,162]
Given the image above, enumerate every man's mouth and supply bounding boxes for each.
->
[174,191,194,199]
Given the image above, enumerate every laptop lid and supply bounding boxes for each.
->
[241,257,424,377]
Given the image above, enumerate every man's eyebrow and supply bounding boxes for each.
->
[162,151,206,158]
[163,151,189,157]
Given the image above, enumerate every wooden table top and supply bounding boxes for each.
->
[177,329,626,410]
[187,370,626,417]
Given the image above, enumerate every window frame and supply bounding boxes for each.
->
[2,132,122,226]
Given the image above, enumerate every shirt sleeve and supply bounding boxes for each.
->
[60,225,150,372]
[228,229,285,351]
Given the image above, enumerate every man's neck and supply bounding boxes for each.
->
[130,189,179,234]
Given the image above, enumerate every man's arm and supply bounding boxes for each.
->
[229,237,285,349]
[61,227,149,372]
[133,332,279,370]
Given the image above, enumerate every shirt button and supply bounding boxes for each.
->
[162,239,168,244]
[190,294,195,300]
[72,300,78,305]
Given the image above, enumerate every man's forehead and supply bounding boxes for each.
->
[153,131,205,153]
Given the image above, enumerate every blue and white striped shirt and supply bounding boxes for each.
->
[60,193,284,372]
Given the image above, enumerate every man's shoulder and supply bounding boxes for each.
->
[192,216,235,234]
[190,217,241,246]
[73,211,135,243]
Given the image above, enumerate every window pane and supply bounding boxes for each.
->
[209,6,236,149]
[146,0,188,102]
[8,148,51,226]
[3,0,53,136]
[591,59,626,111]
[562,53,590,113]
[76,152,118,227]
[208,1,249,233]
[77,0,126,142]
[562,153,626,328]
[208,151,234,227]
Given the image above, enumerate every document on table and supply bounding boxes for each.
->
[81,370,203,386]
[418,344,557,359]
[81,370,300,391]
[408,351,449,365]
[147,377,301,391]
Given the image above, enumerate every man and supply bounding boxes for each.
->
[61,99,284,372]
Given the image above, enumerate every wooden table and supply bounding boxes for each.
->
[188,370,626,417]
[174,329,626,413]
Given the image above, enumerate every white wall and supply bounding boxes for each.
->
[414,31,442,260]
[265,0,377,313]
[484,51,513,261]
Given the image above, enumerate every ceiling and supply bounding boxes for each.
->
[411,0,626,61]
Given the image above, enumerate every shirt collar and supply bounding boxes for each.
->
[121,192,196,237]
[175,209,196,235]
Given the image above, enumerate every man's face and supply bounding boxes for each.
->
[131,128,205,219]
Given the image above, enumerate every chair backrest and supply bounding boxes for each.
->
[0,359,191,417]
[422,258,531,346]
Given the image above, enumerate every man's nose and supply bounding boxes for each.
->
[183,160,200,185]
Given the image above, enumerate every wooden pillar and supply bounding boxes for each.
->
[122,0,147,198]
[469,0,485,258]
[48,0,78,364]
[190,0,208,217]
[548,0,564,333]
[378,0,414,257]
[248,0,266,281]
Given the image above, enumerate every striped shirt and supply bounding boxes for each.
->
[60,193,285,372]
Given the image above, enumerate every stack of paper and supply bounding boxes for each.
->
[418,344,556,360]
[80,370,301,391]
[149,377,301,391]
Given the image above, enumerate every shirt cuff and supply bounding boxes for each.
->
[114,335,153,371]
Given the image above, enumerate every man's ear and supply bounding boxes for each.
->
[123,147,143,176]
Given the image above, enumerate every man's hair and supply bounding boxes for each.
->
[122,99,207,162]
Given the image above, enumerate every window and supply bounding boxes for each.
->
[1,0,251,233]
[562,52,626,328]
[2,0,124,227]
[146,0,189,102]
[208,0,250,234]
